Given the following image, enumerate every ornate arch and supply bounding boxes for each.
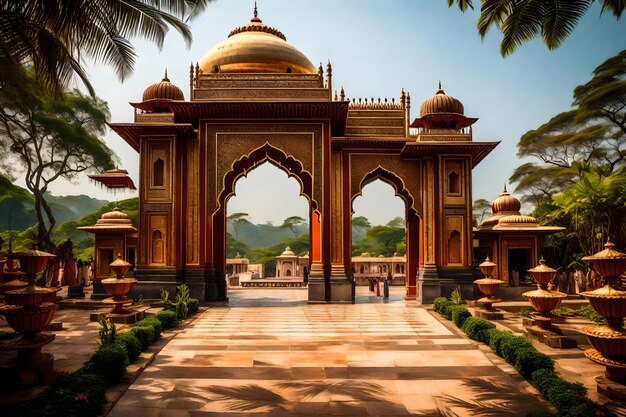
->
[351,166,419,219]
[217,142,317,213]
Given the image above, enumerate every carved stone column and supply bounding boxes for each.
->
[329,149,352,303]
[418,157,440,303]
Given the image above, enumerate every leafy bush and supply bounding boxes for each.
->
[174,284,191,320]
[451,305,472,328]
[188,298,199,315]
[130,326,155,351]
[488,329,516,357]
[514,347,554,379]
[442,303,457,320]
[47,371,107,417]
[97,314,116,345]
[531,369,588,415]
[501,336,534,364]
[133,316,162,341]
[461,317,495,344]
[449,286,462,305]
[577,305,607,325]
[116,332,142,362]
[433,297,448,313]
[156,309,179,329]
[566,401,614,417]
[87,342,129,384]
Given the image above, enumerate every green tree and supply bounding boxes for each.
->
[448,0,625,56]
[366,225,405,256]
[227,212,251,240]
[472,198,492,226]
[0,0,212,96]
[386,217,405,228]
[0,74,115,250]
[225,232,250,259]
[510,49,626,258]
[351,215,372,242]
[279,215,307,237]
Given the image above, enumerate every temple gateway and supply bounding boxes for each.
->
[109,8,499,303]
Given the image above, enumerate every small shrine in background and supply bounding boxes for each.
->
[77,208,137,299]
[473,186,564,286]
[352,253,407,286]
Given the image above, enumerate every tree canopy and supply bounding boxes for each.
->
[510,49,626,262]
[448,0,625,56]
[0,72,116,250]
[279,216,307,237]
[0,0,212,96]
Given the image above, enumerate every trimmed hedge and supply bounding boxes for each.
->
[501,335,534,364]
[87,342,129,384]
[461,317,495,344]
[488,329,516,356]
[130,325,155,351]
[451,305,472,328]
[156,309,179,329]
[117,332,142,362]
[514,347,553,379]
[188,298,199,315]
[432,304,614,417]
[133,316,162,341]
[433,297,448,313]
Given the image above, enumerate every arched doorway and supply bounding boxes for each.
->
[224,161,310,289]
[350,168,421,299]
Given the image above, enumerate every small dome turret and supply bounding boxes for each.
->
[419,83,464,117]
[142,70,185,102]
[491,185,521,214]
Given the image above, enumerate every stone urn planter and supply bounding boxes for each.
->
[0,247,59,385]
[101,254,137,315]
[580,240,626,384]
[522,258,567,330]
[474,257,505,311]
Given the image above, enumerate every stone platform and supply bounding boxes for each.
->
[240,278,305,288]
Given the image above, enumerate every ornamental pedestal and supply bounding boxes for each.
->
[474,257,505,320]
[579,241,626,400]
[0,248,59,386]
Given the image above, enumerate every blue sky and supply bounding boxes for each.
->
[36,0,626,226]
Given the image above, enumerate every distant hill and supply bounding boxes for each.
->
[232,221,308,249]
[0,174,109,232]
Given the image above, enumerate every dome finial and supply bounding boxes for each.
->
[438,80,441,90]
[251,1,262,22]
[503,183,507,193]
[436,80,444,94]
[162,68,169,82]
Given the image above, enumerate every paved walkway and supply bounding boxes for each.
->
[108,287,549,416]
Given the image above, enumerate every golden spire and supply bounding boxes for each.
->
[503,183,507,193]
[251,1,261,22]
[163,68,169,82]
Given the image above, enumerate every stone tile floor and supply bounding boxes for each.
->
[107,287,551,417]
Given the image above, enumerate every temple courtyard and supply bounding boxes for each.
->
[7,286,624,416]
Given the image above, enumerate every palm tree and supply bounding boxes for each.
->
[0,0,212,96]
[448,0,625,56]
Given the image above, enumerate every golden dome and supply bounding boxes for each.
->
[491,185,521,214]
[419,84,464,117]
[498,214,538,227]
[278,246,296,257]
[142,71,184,101]
[78,207,137,234]
[198,6,316,74]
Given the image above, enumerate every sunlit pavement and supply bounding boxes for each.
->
[107,286,550,416]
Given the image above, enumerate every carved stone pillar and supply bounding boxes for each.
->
[329,149,352,303]
[418,157,440,303]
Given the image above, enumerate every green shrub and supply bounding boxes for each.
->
[566,401,614,417]
[442,302,457,320]
[514,347,554,379]
[531,369,557,393]
[175,284,191,320]
[130,325,155,350]
[51,371,107,417]
[451,306,472,328]
[542,378,587,414]
[87,342,129,384]
[449,286,462,305]
[156,309,179,329]
[188,298,199,315]
[433,297,448,313]
[517,306,537,317]
[461,317,495,344]
[577,305,607,325]
[117,332,142,362]
[133,316,162,341]
[488,329,516,357]
[97,314,116,345]
[501,336,534,364]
